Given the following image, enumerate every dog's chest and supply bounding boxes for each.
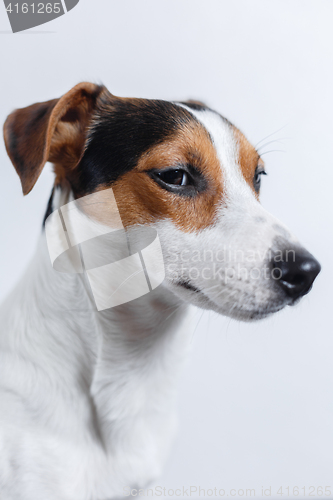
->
[0,245,192,499]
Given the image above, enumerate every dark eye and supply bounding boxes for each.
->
[156,169,188,186]
[148,165,207,197]
[253,168,267,192]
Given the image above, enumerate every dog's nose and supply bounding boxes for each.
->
[272,250,321,300]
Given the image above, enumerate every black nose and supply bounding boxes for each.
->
[272,250,321,300]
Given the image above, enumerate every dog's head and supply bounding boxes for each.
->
[4,82,321,320]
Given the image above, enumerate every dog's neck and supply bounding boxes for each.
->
[1,189,192,480]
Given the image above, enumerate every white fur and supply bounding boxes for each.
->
[0,108,304,499]
[0,226,193,499]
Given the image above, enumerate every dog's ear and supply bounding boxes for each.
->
[182,99,208,110]
[3,82,106,195]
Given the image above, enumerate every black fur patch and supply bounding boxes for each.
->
[42,187,54,227]
[73,96,198,195]
[177,280,201,293]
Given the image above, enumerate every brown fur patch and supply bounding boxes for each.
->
[233,126,262,197]
[107,121,224,233]
[4,82,104,195]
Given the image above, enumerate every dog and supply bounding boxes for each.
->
[0,82,320,499]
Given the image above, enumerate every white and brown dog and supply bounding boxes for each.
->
[0,82,320,499]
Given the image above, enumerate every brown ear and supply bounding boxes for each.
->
[3,82,105,195]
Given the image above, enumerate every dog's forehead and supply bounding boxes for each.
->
[177,103,260,188]
[177,105,237,164]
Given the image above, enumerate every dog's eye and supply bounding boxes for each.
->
[253,168,267,192]
[156,169,188,186]
[148,165,207,197]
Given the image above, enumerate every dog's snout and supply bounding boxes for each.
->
[272,250,321,300]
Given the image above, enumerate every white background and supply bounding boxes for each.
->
[0,1,332,499]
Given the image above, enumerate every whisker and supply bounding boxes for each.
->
[254,124,288,149]
[191,310,205,343]
[202,284,221,293]
[260,149,286,156]
[257,138,287,154]
[162,306,181,325]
